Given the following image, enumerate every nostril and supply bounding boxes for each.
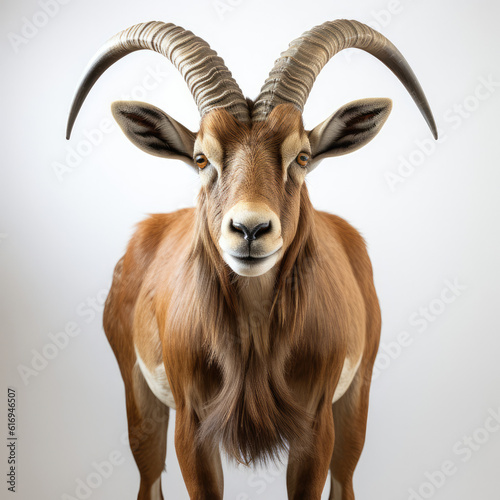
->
[230,219,244,234]
[231,220,248,238]
[252,221,271,240]
[231,220,271,241]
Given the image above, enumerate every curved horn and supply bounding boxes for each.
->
[66,21,250,139]
[252,19,437,139]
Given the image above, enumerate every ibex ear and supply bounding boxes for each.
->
[307,98,392,171]
[111,101,196,168]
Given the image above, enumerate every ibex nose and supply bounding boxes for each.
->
[219,202,283,274]
[231,220,271,242]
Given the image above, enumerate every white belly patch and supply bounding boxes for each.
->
[135,349,358,409]
[332,355,362,403]
[135,350,176,409]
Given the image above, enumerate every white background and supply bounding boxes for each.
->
[1,0,500,499]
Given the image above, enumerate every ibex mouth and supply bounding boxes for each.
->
[222,248,282,277]
[228,247,281,262]
[235,255,266,263]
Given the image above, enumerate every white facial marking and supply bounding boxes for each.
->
[280,131,310,181]
[194,134,223,183]
[223,250,281,278]
[135,349,176,409]
[332,355,362,403]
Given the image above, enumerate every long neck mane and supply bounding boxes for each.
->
[185,188,319,465]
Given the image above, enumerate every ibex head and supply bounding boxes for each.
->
[67,20,437,278]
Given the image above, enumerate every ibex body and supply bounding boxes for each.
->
[67,20,436,500]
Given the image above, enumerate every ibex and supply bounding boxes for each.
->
[67,20,436,500]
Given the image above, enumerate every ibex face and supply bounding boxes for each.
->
[195,104,310,277]
[67,20,437,278]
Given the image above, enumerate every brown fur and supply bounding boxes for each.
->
[104,104,381,499]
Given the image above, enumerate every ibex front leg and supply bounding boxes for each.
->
[126,364,170,500]
[174,407,224,500]
[286,405,335,500]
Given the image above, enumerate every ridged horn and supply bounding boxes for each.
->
[252,19,437,139]
[66,21,250,139]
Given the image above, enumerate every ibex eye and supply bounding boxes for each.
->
[195,154,208,169]
[296,152,310,167]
